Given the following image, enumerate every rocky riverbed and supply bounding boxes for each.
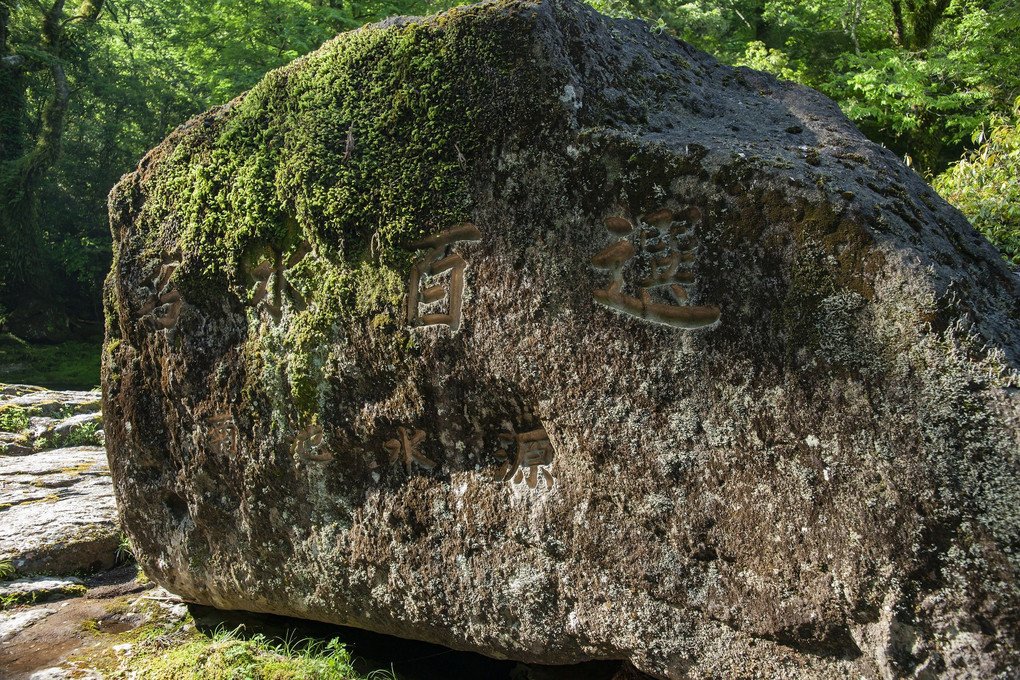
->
[0,384,119,578]
[0,383,150,678]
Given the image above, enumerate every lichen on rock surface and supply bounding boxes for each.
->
[103,0,1020,678]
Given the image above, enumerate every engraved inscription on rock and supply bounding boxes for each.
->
[406,223,482,331]
[591,208,720,329]
[383,426,435,474]
[249,240,313,320]
[495,427,555,489]
[138,250,183,331]
[206,414,238,457]
[290,424,330,462]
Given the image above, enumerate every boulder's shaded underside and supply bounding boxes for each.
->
[103,1,1020,677]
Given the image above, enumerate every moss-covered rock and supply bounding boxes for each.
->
[104,1,1020,678]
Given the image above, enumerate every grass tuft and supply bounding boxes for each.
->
[129,626,393,680]
[0,404,29,432]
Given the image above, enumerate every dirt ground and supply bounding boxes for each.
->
[0,565,155,679]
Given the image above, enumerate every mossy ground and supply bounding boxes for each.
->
[6,567,396,680]
[0,333,101,390]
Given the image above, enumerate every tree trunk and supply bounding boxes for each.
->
[911,0,951,49]
[0,4,27,165]
[889,0,908,47]
[0,0,103,297]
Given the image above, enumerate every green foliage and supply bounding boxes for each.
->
[67,419,103,446]
[826,47,990,168]
[0,405,29,433]
[116,533,135,564]
[0,559,15,581]
[934,104,1020,264]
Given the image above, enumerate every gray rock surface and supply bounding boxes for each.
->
[0,577,85,601]
[0,609,57,643]
[103,0,1020,678]
[3,390,102,419]
[1,386,118,575]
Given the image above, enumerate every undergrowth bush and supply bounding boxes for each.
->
[934,101,1020,265]
[67,420,103,446]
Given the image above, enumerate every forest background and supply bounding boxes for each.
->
[1,0,1018,361]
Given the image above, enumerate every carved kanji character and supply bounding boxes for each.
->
[591,208,720,329]
[495,427,554,489]
[290,424,331,462]
[139,251,182,331]
[383,426,435,474]
[406,223,482,331]
[207,414,238,456]
[250,240,312,320]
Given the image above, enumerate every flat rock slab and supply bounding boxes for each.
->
[0,386,47,399]
[0,446,119,574]
[2,390,101,419]
[0,565,155,679]
[0,432,32,456]
[0,609,58,643]
[0,577,85,601]
[1,387,104,455]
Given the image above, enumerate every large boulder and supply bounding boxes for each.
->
[102,1,1020,677]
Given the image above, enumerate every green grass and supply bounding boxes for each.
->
[0,333,101,390]
[67,577,399,680]
[130,628,394,680]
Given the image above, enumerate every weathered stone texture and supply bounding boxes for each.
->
[1,386,118,575]
[103,1,1020,677]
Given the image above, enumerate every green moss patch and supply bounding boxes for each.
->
[136,3,546,292]
[118,3,558,423]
